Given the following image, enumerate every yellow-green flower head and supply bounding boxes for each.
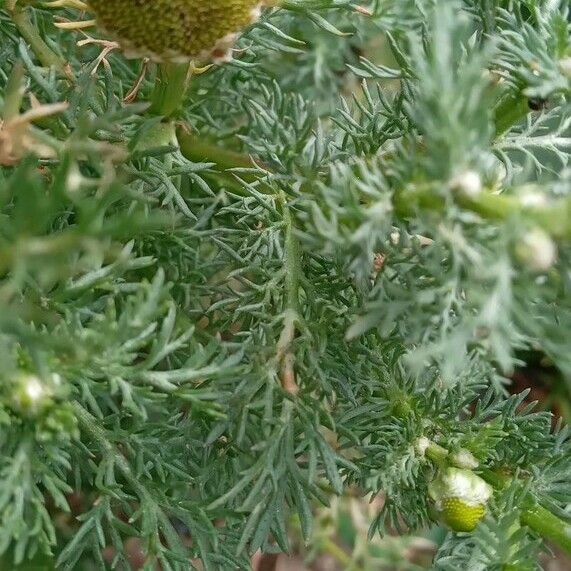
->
[89,0,266,62]
[428,467,493,532]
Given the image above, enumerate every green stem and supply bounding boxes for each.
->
[176,128,266,184]
[282,191,302,315]
[394,183,571,240]
[478,467,509,490]
[275,189,303,394]
[479,469,571,555]
[319,537,359,570]
[460,192,571,239]
[178,130,571,240]
[150,63,192,117]
[8,5,69,76]
[2,62,25,120]
[520,504,571,554]
[178,129,305,393]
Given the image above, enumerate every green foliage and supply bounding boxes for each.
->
[0,0,571,569]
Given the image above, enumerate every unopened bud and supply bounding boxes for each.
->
[429,467,492,532]
[450,170,482,198]
[515,228,557,272]
[450,449,479,469]
[559,57,571,79]
[11,374,52,416]
[415,437,431,456]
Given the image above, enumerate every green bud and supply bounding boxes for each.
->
[450,448,479,469]
[11,374,53,417]
[515,227,557,272]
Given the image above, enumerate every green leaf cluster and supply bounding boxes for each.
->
[0,0,571,569]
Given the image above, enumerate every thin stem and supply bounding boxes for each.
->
[178,131,571,240]
[281,192,302,316]
[318,537,359,570]
[478,467,508,490]
[479,469,571,555]
[8,5,70,76]
[176,128,305,393]
[276,190,303,394]
[176,128,268,184]
[425,442,449,464]
[2,62,25,120]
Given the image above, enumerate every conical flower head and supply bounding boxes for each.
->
[428,467,493,532]
[440,497,486,532]
[89,0,265,62]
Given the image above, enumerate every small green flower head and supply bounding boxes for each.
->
[428,467,493,532]
[440,497,485,532]
[10,373,54,417]
[89,0,266,62]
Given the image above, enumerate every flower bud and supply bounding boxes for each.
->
[450,448,479,470]
[518,188,547,208]
[559,57,571,79]
[428,467,492,532]
[11,374,53,417]
[450,170,482,198]
[89,0,266,62]
[414,437,431,456]
[515,228,557,272]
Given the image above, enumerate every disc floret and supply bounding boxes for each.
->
[89,0,266,62]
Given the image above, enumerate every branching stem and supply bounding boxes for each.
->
[71,402,188,559]
[177,129,304,393]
